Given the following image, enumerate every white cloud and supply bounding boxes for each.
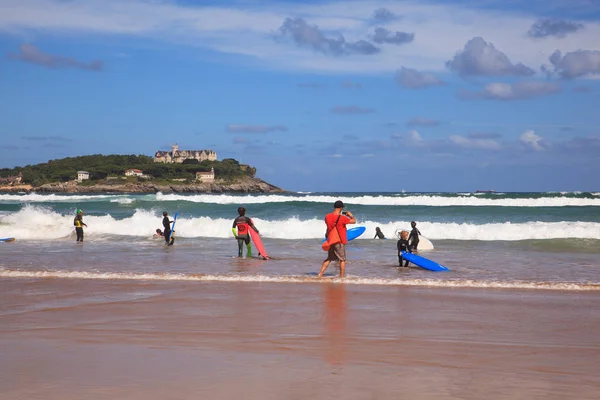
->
[461,81,560,100]
[1,0,600,74]
[549,50,600,78]
[226,124,288,133]
[395,67,444,89]
[449,134,502,150]
[408,130,424,145]
[446,37,534,77]
[519,129,545,151]
[407,117,440,127]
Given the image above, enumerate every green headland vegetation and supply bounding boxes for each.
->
[0,154,257,187]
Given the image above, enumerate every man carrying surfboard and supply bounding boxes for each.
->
[162,211,173,245]
[317,200,356,278]
[232,206,260,258]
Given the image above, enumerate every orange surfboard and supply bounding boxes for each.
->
[248,227,269,260]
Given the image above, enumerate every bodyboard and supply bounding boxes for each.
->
[322,226,366,243]
[0,237,15,242]
[401,251,449,272]
[168,212,178,246]
[249,226,269,259]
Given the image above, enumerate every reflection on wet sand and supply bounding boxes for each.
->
[1,279,599,400]
[322,283,347,366]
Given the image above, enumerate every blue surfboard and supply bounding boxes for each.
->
[322,226,366,243]
[347,226,366,241]
[401,251,449,272]
[167,212,178,246]
[0,237,15,242]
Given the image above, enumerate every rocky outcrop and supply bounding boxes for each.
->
[5,177,285,194]
[0,184,33,193]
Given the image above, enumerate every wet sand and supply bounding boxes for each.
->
[1,279,599,399]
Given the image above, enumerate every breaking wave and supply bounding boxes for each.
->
[1,205,599,241]
[1,192,600,207]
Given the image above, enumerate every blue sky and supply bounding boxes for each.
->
[1,0,599,192]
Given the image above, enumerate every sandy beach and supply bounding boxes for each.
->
[1,278,598,400]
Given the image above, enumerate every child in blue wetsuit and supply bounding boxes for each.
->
[397,230,411,267]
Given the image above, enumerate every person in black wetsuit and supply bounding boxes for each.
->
[374,227,385,239]
[409,221,421,251]
[397,230,412,267]
[162,211,173,244]
[232,206,260,257]
[73,209,87,242]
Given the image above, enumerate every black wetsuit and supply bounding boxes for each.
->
[162,216,172,244]
[374,230,385,239]
[409,227,421,251]
[397,239,411,267]
[232,216,258,257]
[74,215,85,242]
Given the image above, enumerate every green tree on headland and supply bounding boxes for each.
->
[0,154,254,185]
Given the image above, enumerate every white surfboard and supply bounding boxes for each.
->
[395,229,434,250]
[417,235,434,250]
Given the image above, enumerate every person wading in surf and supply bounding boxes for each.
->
[162,211,173,245]
[409,221,421,251]
[397,230,412,267]
[318,200,356,278]
[73,209,87,242]
[232,206,260,257]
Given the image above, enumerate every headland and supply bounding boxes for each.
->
[0,152,286,194]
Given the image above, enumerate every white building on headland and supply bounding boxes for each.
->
[77,171,89,182]
[125,169,144,177]
[196,168,215,183]
[154,144,217,164]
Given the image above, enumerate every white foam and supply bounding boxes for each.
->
[0,193,120,202]
[110,198,135,204]
[0,269,597,291]
[1,192,599,207]
[1,206,600,240]
[155,193,600,207]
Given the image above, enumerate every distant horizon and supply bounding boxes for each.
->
[1,0,599,192]
[1,150,598,193]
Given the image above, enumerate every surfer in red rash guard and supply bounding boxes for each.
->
[232,206,260,257]
[318,200,356,278]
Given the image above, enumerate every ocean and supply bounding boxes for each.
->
[1,191,599,289]
[1,191,599,399]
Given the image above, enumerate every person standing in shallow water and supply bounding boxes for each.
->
[162,212,173,245]
[318,200,356,278]
[397,230,411,267]
[409,221,421,251]
[74,209,87,242]
[232,206,260,257]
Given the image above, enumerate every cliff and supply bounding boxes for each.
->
[0,177,285,194]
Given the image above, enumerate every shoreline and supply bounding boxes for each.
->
[0,177,286,194]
